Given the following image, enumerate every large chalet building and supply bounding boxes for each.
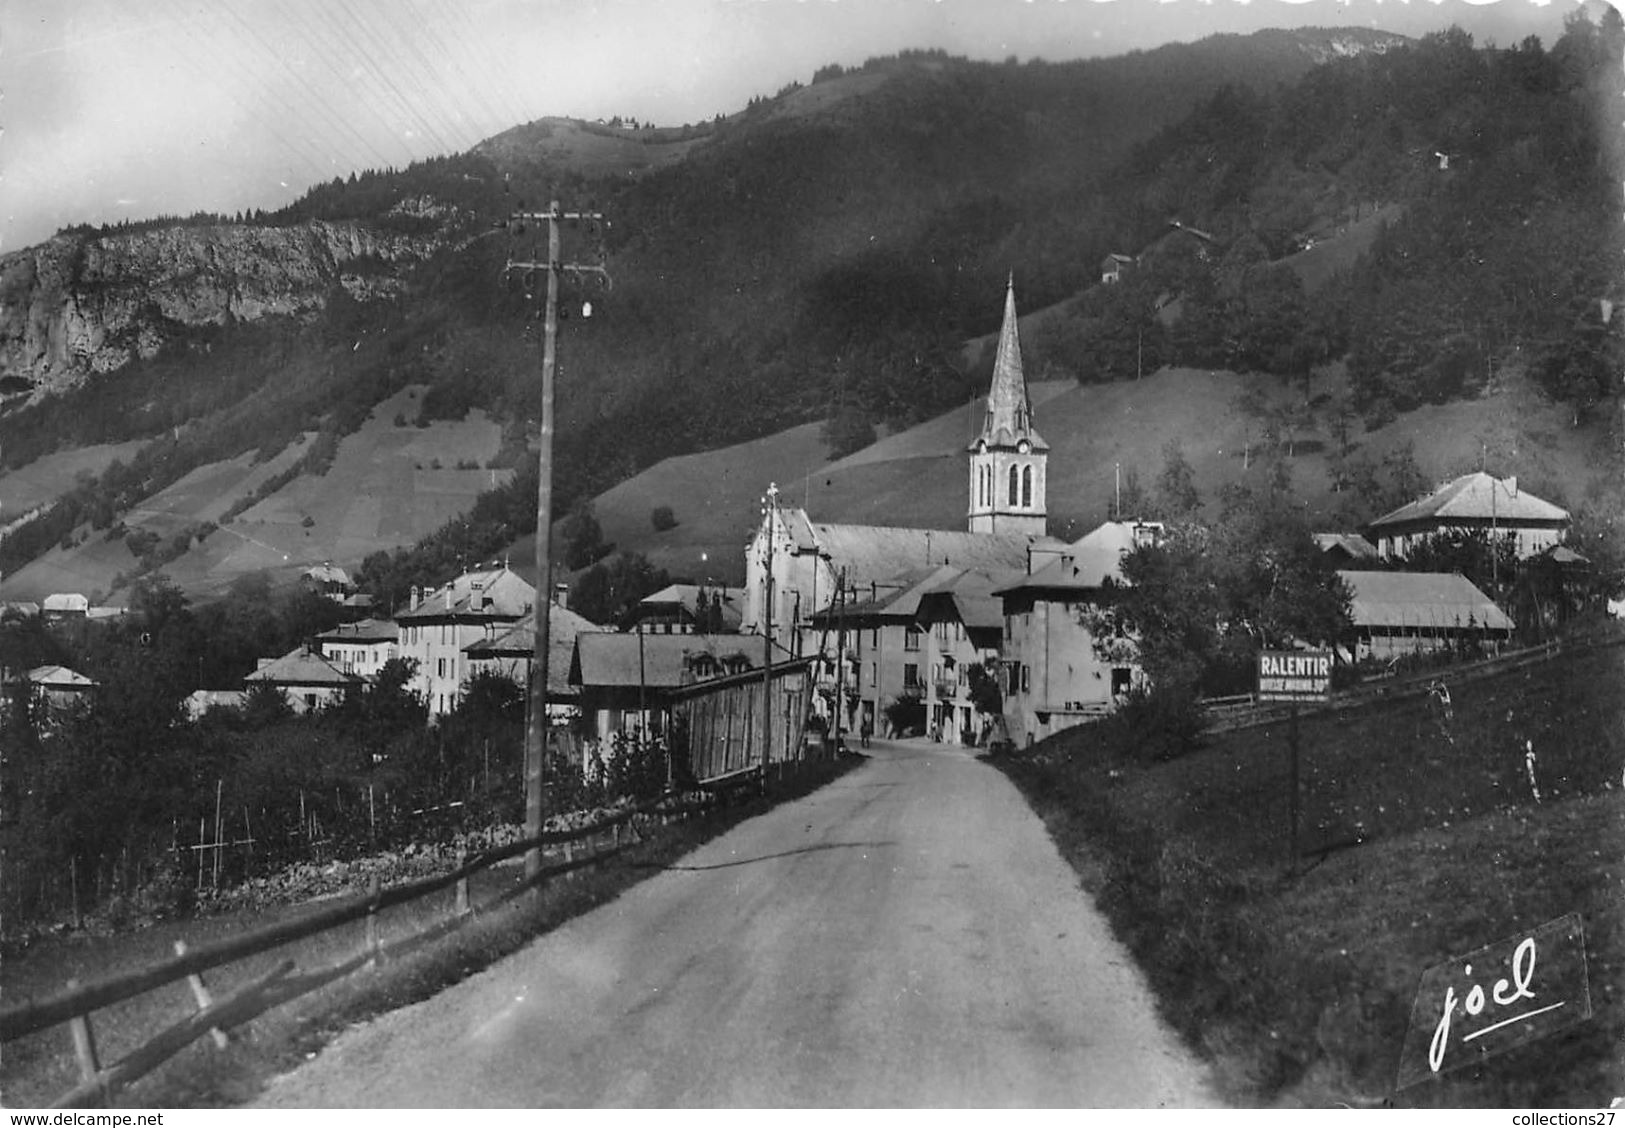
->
[1367,472,1570,561]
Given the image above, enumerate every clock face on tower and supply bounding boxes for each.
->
[1017,439,1030,454]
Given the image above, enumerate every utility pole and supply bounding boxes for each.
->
[506,201,610,880]
[761,483,778,776]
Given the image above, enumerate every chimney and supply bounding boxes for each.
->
[409,585,421,611]
[554,582,569,609]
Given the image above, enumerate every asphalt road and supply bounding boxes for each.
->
[256,739,1217,1107]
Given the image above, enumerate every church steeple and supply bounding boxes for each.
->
[967,276,1048,536]
[979,274,1045,450]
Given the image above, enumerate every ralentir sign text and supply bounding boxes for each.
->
[1256,650,1332,702]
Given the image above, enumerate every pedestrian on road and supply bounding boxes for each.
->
[860,718,872,748]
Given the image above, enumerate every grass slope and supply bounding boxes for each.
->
[575,362,1606,583]
[0,441,147,518]
[0,388,507,602]
[996,632,1625,1107]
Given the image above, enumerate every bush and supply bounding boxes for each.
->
[1098,683,1204,762]
[650,505,677,532]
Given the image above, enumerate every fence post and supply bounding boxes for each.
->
[453,851,470,917]
[364,875,382,969]
[173,940,230,1049]
[563,838,574,879]
[64,979,106,1104]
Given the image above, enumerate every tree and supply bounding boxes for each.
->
[650,505,678,532]
[561,502,609,570]
[823,404,876,459]
[1155,440,1201,519]
[1085,491,1351,706]
[569,553,672,625]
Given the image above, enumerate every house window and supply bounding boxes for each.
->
[904,626,922,651]
[870,628,879,649]
[1008,464,1019,506]
[1020,664,1031,693]
[903,664,919,688]
[868,662,877,687]
[305,693,317,709]
[437,658,446,679]
[1021,465,1033,507]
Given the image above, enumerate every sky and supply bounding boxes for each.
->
[0,0,1600,253]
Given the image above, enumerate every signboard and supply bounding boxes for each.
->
[1396,914,1592,1089]
[1256,650,1332,702]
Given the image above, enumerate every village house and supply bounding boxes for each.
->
[24,664,97,709]
[620,584,744,634]
[805,564,1017,743]
[313,618,399,678]
[742,280,1065,717]
[183,689,247,721]
[995,520,1163,747]
[1100,253,1137,284]
[1313,532,1380,567]
[462,600,609,710]
[40,593,89,622]
[394,564,536,718]
[244,645,361,713]
[914,568,1013,745]
[1338,569,1514,660]
[569,632,806,771]
[1367,472,1570,561]
[301,562,355,602]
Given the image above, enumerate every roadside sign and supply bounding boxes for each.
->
[1257,650,1332,703]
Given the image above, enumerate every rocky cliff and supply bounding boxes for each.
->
[0,215,453,397]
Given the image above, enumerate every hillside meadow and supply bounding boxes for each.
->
[997,631,1625,1107]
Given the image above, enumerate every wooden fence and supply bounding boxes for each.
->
[670,662,810,782]
[0,772,770,1109]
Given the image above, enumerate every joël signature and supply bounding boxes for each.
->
[1429,937,1568,1074]
[1398,913,1591,1089]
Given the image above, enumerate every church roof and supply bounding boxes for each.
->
[970,278,1048,453]
[780,509,1058,590]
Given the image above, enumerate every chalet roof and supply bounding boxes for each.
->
[778,507,1058,591]
[27,665,95,689]
[246,647,361,687]
[970,277,1048,453]
[463,604,609,695]
[570,632,796,690]
[995,521,1160,596]
[1103,253,1137,266]
[1313,533,1378,560]
[316,618,399,644]
[916,568,1015,631]
[396,565,535,622]
[302,563,352,586]
[42,593,89,614]
[1369,473,1569,531]
[624,584,745,631]
[1337,570,1514,632]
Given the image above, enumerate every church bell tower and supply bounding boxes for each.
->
[967,277,1048,536]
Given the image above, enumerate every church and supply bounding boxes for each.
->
[741,278,1068,737]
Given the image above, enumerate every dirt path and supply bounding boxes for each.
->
[256,739,1217,1107]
